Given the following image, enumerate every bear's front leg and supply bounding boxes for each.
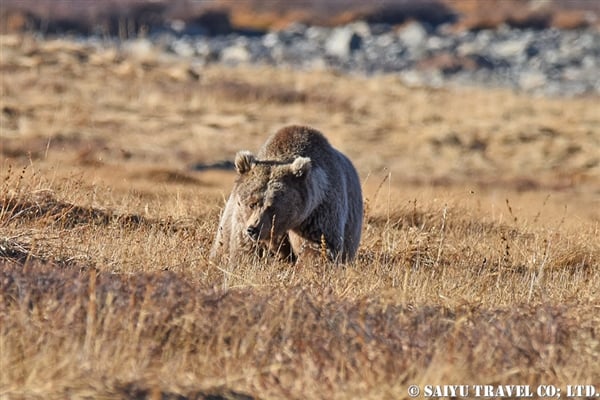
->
[288,231,342,264]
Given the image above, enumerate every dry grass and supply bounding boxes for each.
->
[1,35,599,399]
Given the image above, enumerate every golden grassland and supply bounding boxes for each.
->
[1,35,599,399]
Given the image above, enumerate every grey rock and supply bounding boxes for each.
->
[325,26,363,59]
[122,38,155,59]
[194,40,217,61]
[374,32,395,48]
[457,41,481,57]
[262,32,279,48]
[398,21,428,50]
[518,70,547,90]
[75,19,600,96]
[171,39,195,58]
[582,54,596,69]
[426,35,452,51]
[221,44,250,64]
[306,26,328,42]
[491,38,530,59]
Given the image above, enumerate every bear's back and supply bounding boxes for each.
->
[259,125,333,161]
[260,125,363,262]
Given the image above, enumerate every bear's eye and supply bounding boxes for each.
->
[248,199,261,210]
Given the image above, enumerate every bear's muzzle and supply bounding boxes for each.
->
[246,225,260,241]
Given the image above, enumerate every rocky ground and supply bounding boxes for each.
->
[3,1,599,97]
[151,21,600,96]
[33,20,598,97]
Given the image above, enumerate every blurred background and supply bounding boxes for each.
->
[3,0,599,33]
[1,0,598,193]
[2,0,599,95]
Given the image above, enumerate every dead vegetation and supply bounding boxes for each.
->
[1,35,599,399]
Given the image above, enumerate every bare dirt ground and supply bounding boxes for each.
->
[1,35,599,399]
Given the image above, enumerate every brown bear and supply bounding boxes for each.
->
[210,125,363,264]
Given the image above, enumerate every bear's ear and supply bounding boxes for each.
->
[235,151,255,174]
[289,156,312,178]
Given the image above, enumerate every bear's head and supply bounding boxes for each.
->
[233,150,327,243]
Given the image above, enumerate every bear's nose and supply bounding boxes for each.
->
[247,226,260,241]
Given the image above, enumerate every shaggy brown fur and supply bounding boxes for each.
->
[210,125,363,264]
